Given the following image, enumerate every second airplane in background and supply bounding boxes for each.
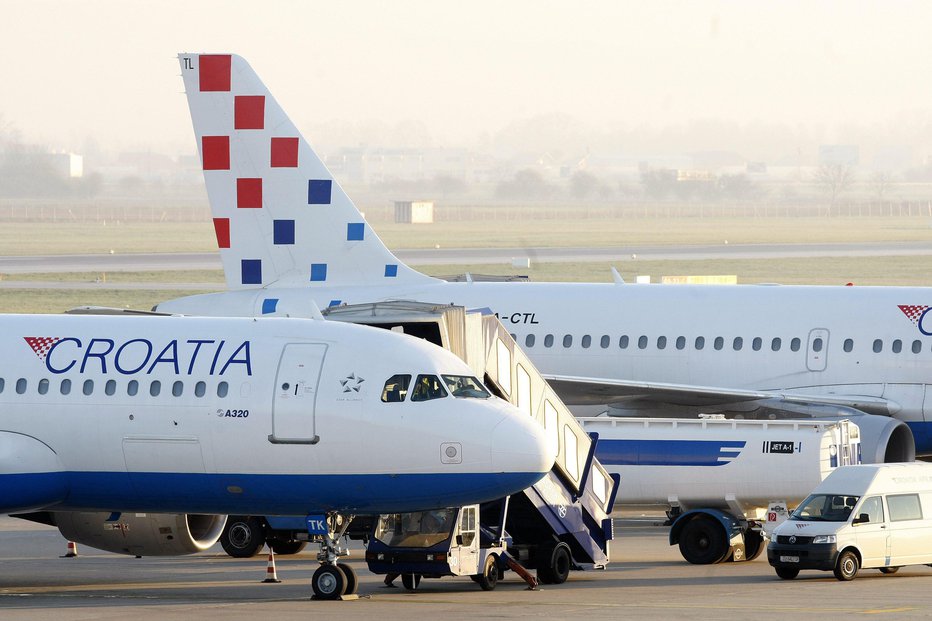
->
[158,52,927,462]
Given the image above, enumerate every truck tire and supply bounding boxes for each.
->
[475,554,499,591]
[743,530,764,561]
[834,549,860,581]
[401,573,421,591]
[775,567,799,580]
[536,541,572,584]
[678,516,729,565]
[270,540,307,555]
[220,516,265,558]
[879,566,900,574]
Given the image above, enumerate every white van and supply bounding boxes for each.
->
[768,462,932,581]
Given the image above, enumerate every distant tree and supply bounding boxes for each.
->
[430,174,466,198]
[569,170,599,199]
[814,164,855,211]
[495,168,551,200]
[869,171,893,201]
[639,168,678,199]
[718,173,757,200]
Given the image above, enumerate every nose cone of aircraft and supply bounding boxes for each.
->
[490,403,554,483]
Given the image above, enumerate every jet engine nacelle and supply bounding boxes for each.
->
[53,511,226,556]
[849,413,916,464]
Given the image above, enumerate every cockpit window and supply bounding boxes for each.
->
[442,375,491,399]
[410,374,448,402]
[381,374,411,403]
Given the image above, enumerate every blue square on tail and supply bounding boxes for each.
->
[347,222,364,241]
[310,263,328,282]
[262,298,279,314]
[384,264,398,278]
[308,179,332,204]
[273,220,295,245]
[241,259,262,285]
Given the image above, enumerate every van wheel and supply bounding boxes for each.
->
[775,567,799,580]
[834,550,860,581]
[679,516,729,564]
[879,566,900,574]
[475,554,499,591]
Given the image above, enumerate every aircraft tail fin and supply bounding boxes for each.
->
[177,53,435,290]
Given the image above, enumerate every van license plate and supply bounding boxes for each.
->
[780,555,800,563]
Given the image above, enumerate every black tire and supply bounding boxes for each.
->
[401,573,421,591]
[337,563,358,594]
[678,517,729,565]
[743,530,765,561]
[834,549,860,581]
[220,517,265,558]
[311,564,347,600]
[775,566,799,580]
[475,554,499,591]
[537,542,572,584]
[270,540,307,555]
[879,566,900,574]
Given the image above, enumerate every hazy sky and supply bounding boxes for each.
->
[2,0,931,155]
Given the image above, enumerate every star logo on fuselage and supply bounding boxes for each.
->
[340,373,365,393]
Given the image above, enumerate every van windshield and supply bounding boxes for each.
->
[791,494,860,522]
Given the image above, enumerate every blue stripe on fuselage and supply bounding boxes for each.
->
[0,470,545,516]
[595,439,746,467]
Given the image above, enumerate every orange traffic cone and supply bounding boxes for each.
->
[262,551,282,583]
[61,541,78,558]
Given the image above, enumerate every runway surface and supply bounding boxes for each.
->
[2,241,932,275]
[1,516,930,620]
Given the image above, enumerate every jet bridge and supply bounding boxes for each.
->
[322,301,619,577]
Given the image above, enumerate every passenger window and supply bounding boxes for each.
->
[83,380,93,396]
[38,379,49,395]
[544,334,554,348]
[638,335,648,349]
[127,380,138,396]
[675,336,686,350]
[60,379,71,395]
[149,381,161,397]
[695,336,705,350]
[105,380,116,396]
[657,336,667,350]
[0,378,4,393]
[217,381,229,398]
[892,339,902,354]
[844,339,853,353]
[713,337,724,350]
[733,337,743,351]
[581,335,591,349]
[859,496,884,524]
[752,337,762,351]
[873,339,883,353]
[411,375,448,402]
[813,337,823,353]
[619,335,629,349]
[600,335,610,349]
[772,338,782,352]
[913,340,922,354]
[16,378,26,394]
[888,494,923,522]
[790,337,800,352]
[172,381,184,397]
[525,334,535,348]
[562,335,573,348]
[381,374,411,403]
[195,381,207,397]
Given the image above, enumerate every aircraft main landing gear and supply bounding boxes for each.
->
[310,513,357,600]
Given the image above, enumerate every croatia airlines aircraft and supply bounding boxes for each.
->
[158,53,927,463]
[0,313,549,597]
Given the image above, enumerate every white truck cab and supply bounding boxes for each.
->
[768,462,932,580]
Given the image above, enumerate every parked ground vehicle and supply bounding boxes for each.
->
[768,462,932,580]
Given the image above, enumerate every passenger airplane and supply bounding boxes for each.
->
[0,313,549,598]
[158,53,928,464]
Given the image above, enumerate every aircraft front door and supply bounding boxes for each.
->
[270,343,328,444]
[806,328,829,372]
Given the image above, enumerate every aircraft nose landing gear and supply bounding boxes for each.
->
[310,513,359,600]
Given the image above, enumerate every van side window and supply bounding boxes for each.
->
[859,496,884,523]
[888,494,923,522]
[411,375,447,402]
[381,374,411,403]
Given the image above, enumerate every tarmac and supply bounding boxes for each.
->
[2,515,931,620]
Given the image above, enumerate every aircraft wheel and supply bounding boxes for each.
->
[220,517,265,558]
[775,567,799,579]
[678,516,729,565]
[834,550,860,581]
[879,566,900,574]
[270,540,307,555]
[537,541,572,584]
[475,554,499,591]
[401,573,421,591]
[311,564,347,600]
[337,562,358,594]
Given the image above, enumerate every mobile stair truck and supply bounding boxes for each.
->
[580,415,861,564]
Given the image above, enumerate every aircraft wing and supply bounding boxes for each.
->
[544,374,900,417]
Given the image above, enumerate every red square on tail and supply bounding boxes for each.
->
[235,96,265,130]
[199,55,231,92]
[271,137,299,167]
[237,178,263,208]
[202,136,230,170]
[213,218,231,248]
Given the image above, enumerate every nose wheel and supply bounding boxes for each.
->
[310,513,358,600]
